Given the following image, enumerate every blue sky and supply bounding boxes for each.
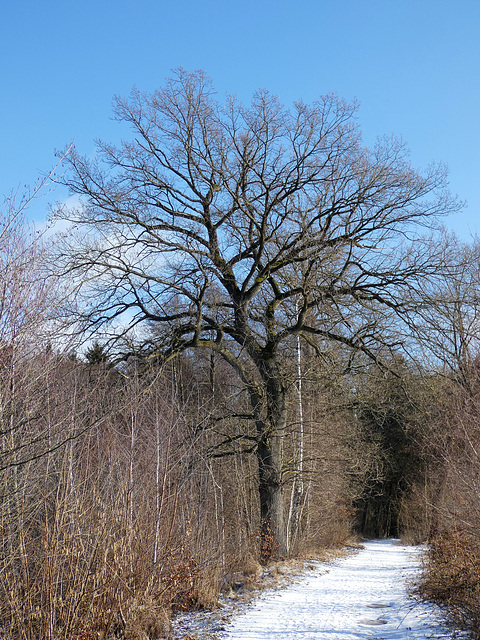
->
[1,0,479,237]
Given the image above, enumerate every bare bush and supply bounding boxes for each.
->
[418,358,480,637]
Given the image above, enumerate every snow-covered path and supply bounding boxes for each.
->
[220,540,460,640]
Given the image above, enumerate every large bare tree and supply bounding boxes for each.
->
[54,69,459,556]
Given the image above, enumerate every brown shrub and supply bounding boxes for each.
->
[420,529,480,637]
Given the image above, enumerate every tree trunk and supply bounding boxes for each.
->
[257,432,285,560]
[286,329,305,553]
[254,378,288,560]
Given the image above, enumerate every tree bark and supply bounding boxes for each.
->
[257,431,285,559]
[253,371,288,559]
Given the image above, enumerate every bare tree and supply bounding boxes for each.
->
[54,69,460,556]
[403,235,480,388]
[0,171,78,474]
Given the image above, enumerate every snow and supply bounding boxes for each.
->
[217,539,465,640]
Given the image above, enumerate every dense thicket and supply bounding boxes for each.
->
[417,360,480,638]
[0,340,378,639]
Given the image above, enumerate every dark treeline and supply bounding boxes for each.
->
[2,71,480,639]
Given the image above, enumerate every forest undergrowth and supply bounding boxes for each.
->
[416,366,480,640]
[420,531,480,638]
[0,347,364,640]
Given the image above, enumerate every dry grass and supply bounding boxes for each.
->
[419,529,480,638]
